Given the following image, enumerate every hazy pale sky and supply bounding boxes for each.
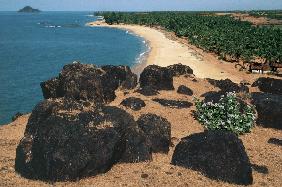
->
[0,0,282,11]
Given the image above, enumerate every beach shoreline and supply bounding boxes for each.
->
[87,21,250,83]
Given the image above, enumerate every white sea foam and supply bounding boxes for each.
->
[45,25,61,28]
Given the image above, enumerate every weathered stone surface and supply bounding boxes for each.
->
[171,131,253,185]
[120,97,146,111]
[139,65,174,90]
[119,127,152,163]
[40,63,137,103]
[252,77,282,95]
[152,99,193,109]
[251,92,282,130]
[15,98,151,181]
[136,86,159,96]
[177,85,193,96]
[206,78,249,93]
[137,114,171,153]
[201,91,224,103]
[101,65,137,90]
[167,63,193,77]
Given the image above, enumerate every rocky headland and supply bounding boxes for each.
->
[18,6,41,13]
[0,62,281,186]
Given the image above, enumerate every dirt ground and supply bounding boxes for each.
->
[0,76,281,187]
[215,13,282,25]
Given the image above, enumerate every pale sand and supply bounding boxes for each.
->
[87,21,243,83]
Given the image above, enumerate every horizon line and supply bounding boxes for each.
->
[1,9,282,12]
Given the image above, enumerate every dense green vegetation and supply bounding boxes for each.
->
[97,12,282,64]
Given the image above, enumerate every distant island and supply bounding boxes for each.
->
[18,6,41,13]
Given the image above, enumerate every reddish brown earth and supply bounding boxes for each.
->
[215,13,282,25]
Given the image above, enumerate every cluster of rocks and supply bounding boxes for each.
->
[251,77,282,130]
[18,62,197,181]
[203,78,250,102]
[15,62,261,185]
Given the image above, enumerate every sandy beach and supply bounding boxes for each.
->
[87,21,261,83]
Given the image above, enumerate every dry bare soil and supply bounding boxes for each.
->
[0,76,281,187]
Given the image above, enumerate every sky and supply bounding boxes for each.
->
[0,0,282,11]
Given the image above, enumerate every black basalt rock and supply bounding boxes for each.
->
[40,63,138,103]
[207,78,249,93]
[15,98,152,181]
[137,114,171,153]
[120,97,146,111]
[136,86,159,96]
[167,63,193,77]
[252,77,282,95]
[152,98,193,109]
[139,65,174,90]
[251,92,282,130]
[171,131,253,185]
[177,85,193,96]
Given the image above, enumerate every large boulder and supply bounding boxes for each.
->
[206,78,249,93]
[120,97,146,111]
[101,65,137,90]
[251,92,282,130]
[167,63,193,77]
[252,77,282,95]
[137,114,171,153]
[40,63,137,103]
[139,65,174,90]
[15,98,151,181]
[171,131,253,185]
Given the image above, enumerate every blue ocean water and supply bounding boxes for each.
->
[0,11,148,125]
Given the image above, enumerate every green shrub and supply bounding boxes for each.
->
[194,92,256,135]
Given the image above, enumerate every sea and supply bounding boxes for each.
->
[0,11,149,125]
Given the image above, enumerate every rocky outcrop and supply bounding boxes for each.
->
[15,98,152,181]
[177,85,193,96]
[252,77,282,95]
[18,6,40,13]
[207,78,249,93]
[167,63,193,77]
[171,131,253,185]
[152,99,193,109]
[137,114,171,153]
[120,97,146,111]
[40,63,137,103]
[139,65,174,90]
[251,92,282,130]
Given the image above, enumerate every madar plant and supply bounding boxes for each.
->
[194,92,256,135]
